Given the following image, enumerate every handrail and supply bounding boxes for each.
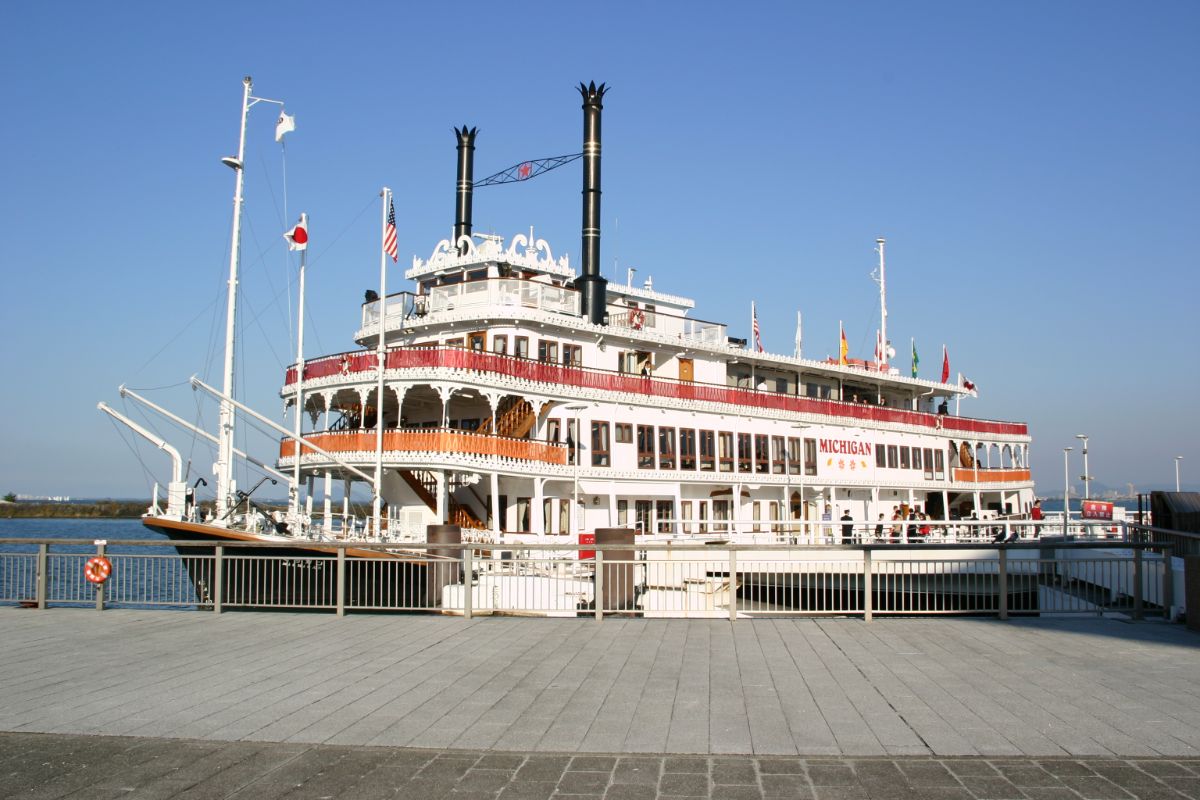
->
[285,346,1028,437]
[279,426,569,466]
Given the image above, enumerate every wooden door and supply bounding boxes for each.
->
[679,358,694,382]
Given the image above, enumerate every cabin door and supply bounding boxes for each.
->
[467,331,486,351]
[678,358,694,382]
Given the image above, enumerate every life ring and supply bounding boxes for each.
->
[340,355,351,376]
[84,556,112,584]
[628,308,645,330]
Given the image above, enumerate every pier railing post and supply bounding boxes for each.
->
[36,543,47,609]
[95,542,106,612]
[863,549,873,622]
[213,546,224,615]
[594,550,604,622]
[998,548,1008,621]
[336,546,346,617]
[463,545,473,620]
[1133,546,1144,620]
[728,547,738,622]
[1162,546,1174,621]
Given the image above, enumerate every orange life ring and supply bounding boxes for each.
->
[628,308,645,330]
[84,556,112,584]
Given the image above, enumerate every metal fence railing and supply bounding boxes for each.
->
[0,538,1176,621]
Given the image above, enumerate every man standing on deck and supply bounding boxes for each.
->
[840,509,854,544]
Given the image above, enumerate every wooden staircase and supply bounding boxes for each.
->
[479,397,537,439]
[399,469,486,530]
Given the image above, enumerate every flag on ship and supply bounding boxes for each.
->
[794,311,802,359]
[752,302,763,352]
[284,213,308,251]
[383,198,398,262]
[940,345,950,383]
[839,322,848,366]
[959,373,978,396]
[911,339,919,378]
[275,111,295,142]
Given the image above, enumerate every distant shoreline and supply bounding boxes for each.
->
[0,502,149,519]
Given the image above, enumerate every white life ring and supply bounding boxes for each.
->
[340,355,351,376]
[628,308,645,330]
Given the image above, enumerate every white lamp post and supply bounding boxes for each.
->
[1075,434,1090,499]
[564,404,587,534]
[1063,447,1073,536]
[1176,456,1184,492]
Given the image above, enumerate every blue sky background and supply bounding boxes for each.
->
[1,1,1196,499]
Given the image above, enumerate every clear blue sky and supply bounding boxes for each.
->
[1,1,1197,499]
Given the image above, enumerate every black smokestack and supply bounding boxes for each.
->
[577,82,609,325]
[453,126,477,255]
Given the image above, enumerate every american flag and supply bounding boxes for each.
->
[383,198,398,262]
[752,302,763,352]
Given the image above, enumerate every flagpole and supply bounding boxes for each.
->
[374,187,390,537]
[291,216,307,525]
[750,301,756,391]
[795,311,802,360]
[876,238,887,369]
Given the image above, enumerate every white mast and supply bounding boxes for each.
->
[215,76,254,520]
[291,216,308,523]
[875,237,887,370]
[373,187,390,536]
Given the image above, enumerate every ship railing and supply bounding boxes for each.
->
[2,526,1181,620]
[288,346,1028,437]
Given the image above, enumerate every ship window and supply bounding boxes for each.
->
[754,435,769,474]
[713,499,730,533]
[772,436,786,474]
[546,419,561,443]
[887,445,898,469]
[788,437,802,475]
[719,432,734,472]
[562,344,582,367]
[923,448,934,480]
[558,499,569,535]
[637,425,655,469]
[900,446,910,469]
[934,449,945,479]
[635,500,652,535]
[543,498,553,534]
[514,336,529,359]
[445,337,465,348]
[460,418,480,431]
[770,501,781,534]
[516,497,530,532]
[681,501,693,533]
[680,429,697,470]
[467,332,485,351]
[538,340,558,363]
[615,423,632,444]
[912,447,922,471]
[617,499,628,525]
[775,378,787,394]
[441,273,463,286]
[698,501,709,534]
[804,438,817,476]
[644,304,657,329]
[657,500,673,533]
[467,269,487,281]
[591,422,610,467]
[699,430,716,471]
[752,501,761,533]
[737,433,752,472]
[491,335,508,355]
[659,427,676,470]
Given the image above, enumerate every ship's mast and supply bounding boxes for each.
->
[215,76,254,519]
[876,237,887,370]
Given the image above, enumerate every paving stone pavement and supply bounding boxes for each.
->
[3,609,1200,796]
[3,732,1200,799]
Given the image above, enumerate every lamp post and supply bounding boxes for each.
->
[1176,456,1184,492]
[1063,447,1073,536]
[564,404,587,535]
[1075,434,1090,499]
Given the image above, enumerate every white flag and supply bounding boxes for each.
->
[284,213,308,251]
[275,111,295,142]
[794,311,803,359]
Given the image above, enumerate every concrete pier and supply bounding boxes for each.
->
[2,609,1199,797]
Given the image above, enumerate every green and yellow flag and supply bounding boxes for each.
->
[911,339,919,378]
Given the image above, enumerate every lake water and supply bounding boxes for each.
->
[0,518,194,608]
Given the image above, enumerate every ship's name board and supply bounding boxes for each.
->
[818,438,873,457]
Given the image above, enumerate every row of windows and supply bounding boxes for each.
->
[578,422,818,474]
[442,334,583,366]
[874,444,946,479]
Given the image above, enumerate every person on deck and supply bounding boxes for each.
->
[840,509,854,544]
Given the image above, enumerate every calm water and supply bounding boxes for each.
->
[0,518,193,608]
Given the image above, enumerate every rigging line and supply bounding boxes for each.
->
[104,414,159,495]
[127,295,220,384]
[253,147,297,356]
[122,380,194,392]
